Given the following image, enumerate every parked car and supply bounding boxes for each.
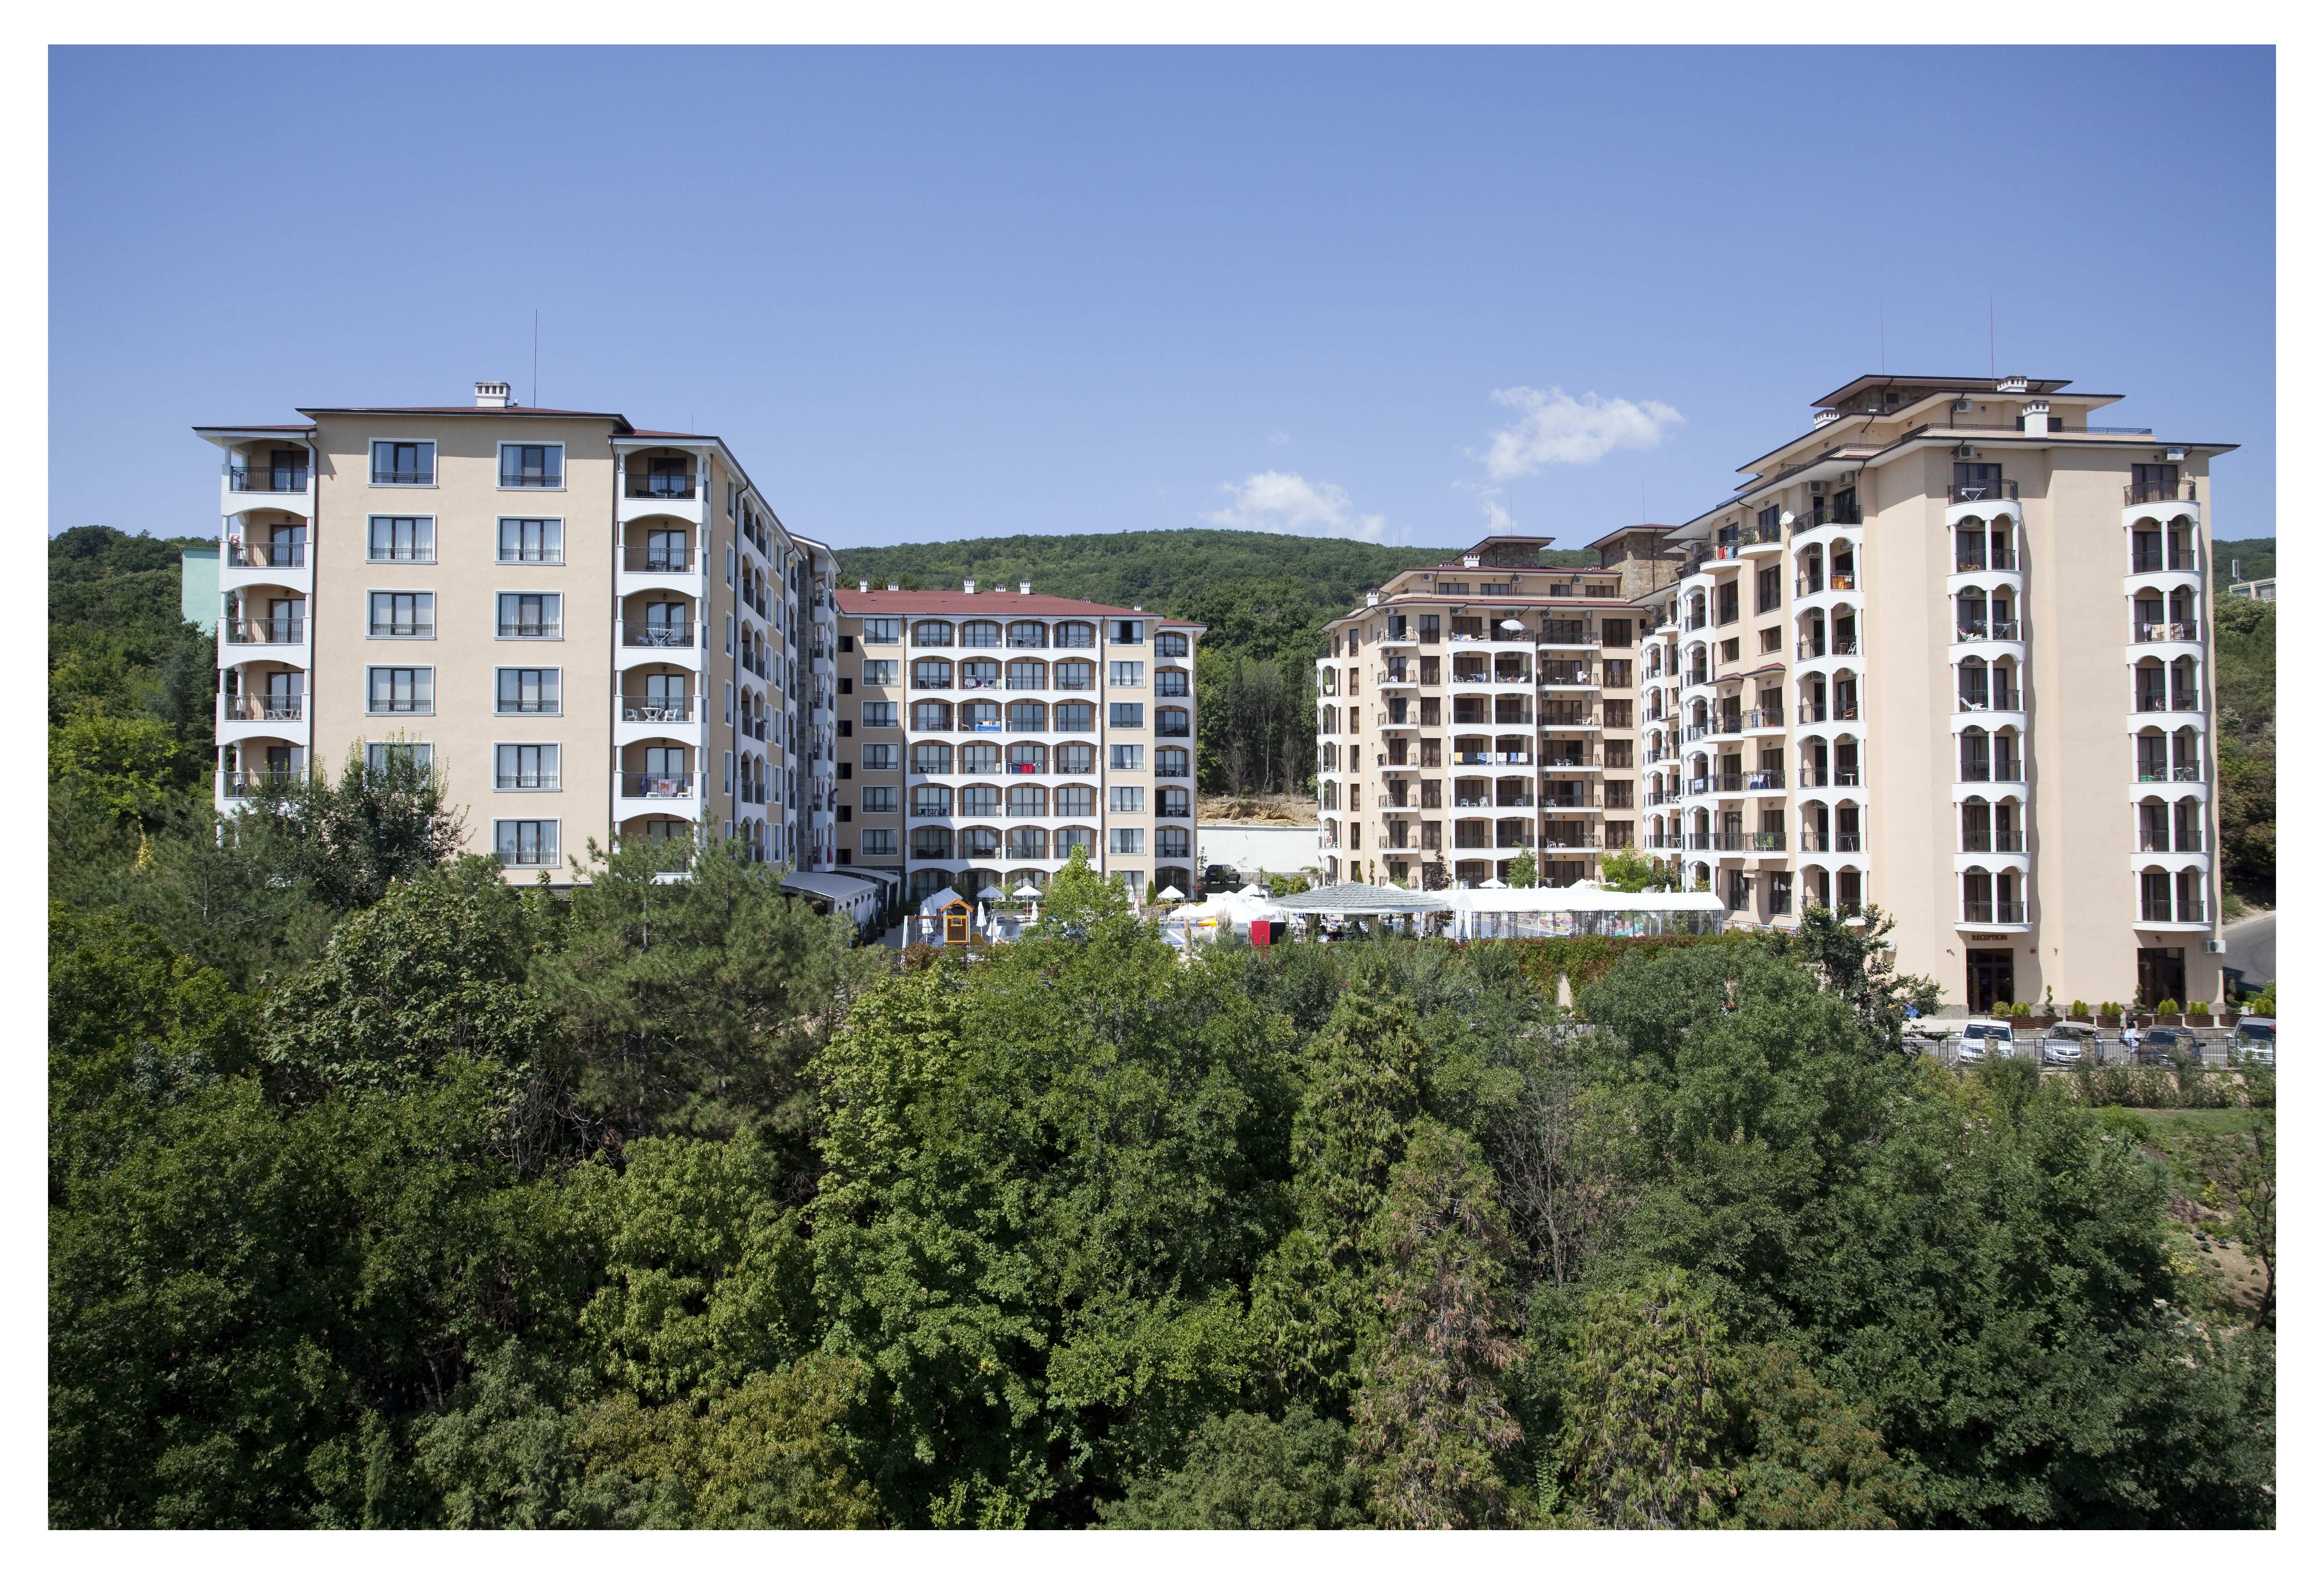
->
[2042,1022,2097,1065]
[2232,1016,2275,1065]
[2136,1026,2198,1065]
[1956,1018,2014,1063]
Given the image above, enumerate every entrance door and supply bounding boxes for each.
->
[1966,949,2014,1013]
[2138,947,2186,1008]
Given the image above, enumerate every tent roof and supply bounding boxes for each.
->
[918,885,966,915]
[1268,882,1451,914]
[780,871,882,904]
[1443,882,1726,913]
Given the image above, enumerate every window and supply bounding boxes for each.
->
[1056,701,1096,731]
[1155,747,1189,778]
[1055,660,1095,690]
[1110,827,1145,854]
[913,620,955,646]
[498,592,562,638]
[863,702,898,728]
[1056,785,1095,815]
[371,440,434,485]
[912,785,953,816]
[961,621,1002,648]
[863,659,898,685]
[1759,627,1782,654]
[1155,668,1189,696]
[369,515,435,562]
[1156,631,1189,658]
[1057,826,1095,856]
[1755,565,1780,613]
[912,701,953,731]
[496,667,560,714]
[1155,706,1191,738]
[495,819,559,867]
[1110,787,1145,813]
[960,785,1001,816]
[1158,827,1191,858]
[960,743,1001,772]
[365,742,434,773]
[1056,621,1096,649]
[1007,620,1048,649]
[912,742,952,773]
[863,617,901,644]
[1110,744,1144,771]
[910,826,954,859]
[496,743,560,790]
[1108,661,1145,687]
[861,829,899,856]
[860,786,898,813]
[1719,638,1740,663]
[1110,619,1145,644]
[861,743,898,771]
[499,517,564,563]
[498,443,564,488]
[367,666,433,714]
[369,591,434,638]
[1109,703,1145,729]
[1716,581,1740,624]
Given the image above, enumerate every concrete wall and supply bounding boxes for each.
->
[1199,821,1321,876]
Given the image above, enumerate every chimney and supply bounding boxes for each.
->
[887,582,899,591]
[858,579,869,593]
[474,380,512,408]
[1019,580,1031,594]
[964,578,976,594]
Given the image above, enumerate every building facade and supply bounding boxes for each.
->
[831,585,1203,903]
[1319,373,2234,1012]
[197,381,843,881]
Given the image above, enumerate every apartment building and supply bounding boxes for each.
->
[1319,372,2236,1012]
[831,584,1204,903]
[196,381,844,882]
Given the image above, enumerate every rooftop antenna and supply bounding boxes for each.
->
[531,309,539,406]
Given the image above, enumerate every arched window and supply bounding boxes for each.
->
[1056,825,1095,856]
[1055,658,1095,690]
[1156,706,1191,738]
[1056,742,1096,774]
[1006,826,1047,860]
[1007,742,1046,773]
[911,700,953,731]
[909,868,954,902]
[912,741,952,774]
[961,620,1002,648]
[1156,746,1190,778]
[1007,785,1046,817]
[1007,700,1048,732]
[1158,827,1191,858]
[1155,667,1189,697]
[1155,631,1188,658]
[911,783,952,816]
[912,620,954,647]
[960,742,1001,773]
[912,658,953,689]
[1055,621,1096,649]
[1056,785,1096,816]
[959,658,1000,690]
[961,699,1001,731]
[960,826,1002,858]
[1007,621,1048,649]
[910,826,954,859]
[960,784,1001,816]
[1007,660,1047,690]
[1055,700,1095,732]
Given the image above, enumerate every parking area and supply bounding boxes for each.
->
[1912,1025,2259,1070]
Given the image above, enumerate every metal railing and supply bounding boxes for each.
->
[1795,768,1862,789]
[1805,501,1862,527]
[225,617,308,644]
[2133,621,2201,643]
[1955,550,2019,572]
[1961,829,2026,852]
[622,620,698,648]
[499,619,563,638]
[623,547,695,572]
[626,474,697,498]
[1742,707,1784,729]
[620,695,698,722]
[371,468,432,486]
[1686,773,1745,796]
[2132,693,2202,713]
[2140,898,2206,923]
[228,467,309,492]
[1957,763,2025,783]
[2130,548,2201,573]
[1955,620,2023,641]
[2124,481,2198,506]
[221,694,305,721]
[620,772,698,798]
[1540,665,1594,685]
[1799,831,1865,853]
[229,542,307,567]
[498,469,563,489]
[1947,480,2019,504]
[1957,690,2021,713]
[1538,621,1598,645]
[2136,765,2203,783]
[1961,900,2029,924]
[219,769,296,797]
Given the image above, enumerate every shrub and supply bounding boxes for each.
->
[2069,1000,2091,1018]
[2156,998,2182,1015]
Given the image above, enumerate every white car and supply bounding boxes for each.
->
[1956,1018,2015,1063]
[2232,1017,2275,1065]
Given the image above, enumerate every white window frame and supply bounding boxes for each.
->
[496,442,567,491]
[863,701,898,729]
[495,666,563,716]
[1110,827,1145,855]
[365,740,435,773]
[497,517,565,565]
[494,742,562,792]
[1109,786,1145,813]
[367,515,436,563]
[368,438,438,488]
[494,818,561,867]
[1109,661,1146,688]
[368,590,436,639]
[1109,744,1144,771]
[860,829,899,857]
[496,591,564,640]
[366,665,435,715]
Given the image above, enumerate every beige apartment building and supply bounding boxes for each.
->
[197,381,844,882]
[831,585,1204,904]
[1319,373,2234,1013]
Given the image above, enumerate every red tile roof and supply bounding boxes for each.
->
[835,588,1200,623]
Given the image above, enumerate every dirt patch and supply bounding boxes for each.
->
[1198,792,1317,826]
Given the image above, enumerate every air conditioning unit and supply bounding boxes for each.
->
[1953,398,1974,413]
[1809,480,1826,494]
[1953,444,1978,459]
[2204,938,2225,954]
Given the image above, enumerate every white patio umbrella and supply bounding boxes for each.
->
[1479,877,1508,889]
[1237,882,1270,898]
[1499,618,1525,630]
[978,885,1008,902]
[1157,885,1185,902]
[1012,882,1043,900]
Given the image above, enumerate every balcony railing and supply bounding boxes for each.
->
[228,466,309,492]
[620,695,699,722]
[2136,765,2203,783]
[621,772,698,798]
[1155,762,1190,778]
[2140,898,2207,923]
[1741,707,1784,730]
[1804,501,1863,528]
[622,620,699,648]
[1686,773,1745,796]
[1540,831,1602,850]
[1796,768,1862,789]
[2138,829,2204,852]
[1799,831,1865,853]
[2124,481,2198,506]
[221,694,305,721]
[623,547,696,573]
[371,467,432,485]
[2130,548,2201,573]
[228,542,307,567]
[2132,693,2201,713]
[1644,833,1684,850]
[1956,690,2021,713]
[1960,829,2026,852]
[219,769,296,797]
[225,617,307,644]
[1947,480,2019,504]
[499,619,564,638]
[626,474,698,499]
[1961,900,2029,924]
[1955,620,2022,641]
[1539,707,1596,727]
[1957,763,2024,783]
[1955,550,2019,572]
[1156,804,1192,818]
[2133,621,2201,643]
[1538,621,1596,645]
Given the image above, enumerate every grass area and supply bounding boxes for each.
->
[2107,1107,2270,1138]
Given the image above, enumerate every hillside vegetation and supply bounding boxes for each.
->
[2209,539,2274,908]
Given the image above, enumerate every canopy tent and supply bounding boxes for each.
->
[1268,882,1451,915]
[778,870,885,932]
[917,885,966,917]
[1442,880,1725,938]
[1156,885,1186,903]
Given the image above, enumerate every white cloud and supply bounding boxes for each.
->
[1477,385,1684,479]
[1204,471,1387,542]
[1268,430,1293,446]
[1480,495,1515,531]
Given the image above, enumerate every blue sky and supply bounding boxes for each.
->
[51,45,2274,551]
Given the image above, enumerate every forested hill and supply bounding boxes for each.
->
[831,528,1596,622]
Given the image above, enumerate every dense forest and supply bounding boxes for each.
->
[2208,538,2275,907]
[47,526,2276,1529]
[834,529,1598,798]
